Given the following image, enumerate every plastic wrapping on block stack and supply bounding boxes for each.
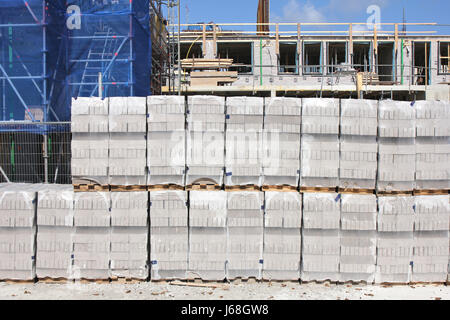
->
[339,194,377,282]
[377,100,416,192]
[340,99,378,189]
[0,184,38,280]
[73,192,111,279]
[412,195,449,283]
[263,192,302,280]
[415,101,450,190]
[375,196,415,283]
[226,191,264,279]
[187,96,225,185]
[71,98,109,185]
[301,98,340,188]
[36,185,74,279]
[188,191,227,280]
[147,96,186,185]
[108,97,147,186]
[301,192,341,281]
[263,98,301,186]
[110,192,148,280]
[150,191,188,280]
[226,97,264,186]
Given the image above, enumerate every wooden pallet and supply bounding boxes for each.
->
[148,184,185,191]
[1,279,35,284]
[73,184,109,192]
[38,277,70,284]
[338,188,375,195]
[110,185,148,192]
[186,184,222,191]
[300,186,337,193]
[79,278,110,284]
[262,185,298,192]
[110,277,145,284]
[225,185,261,191]
[413,189,449,196]
[377,190,414,196]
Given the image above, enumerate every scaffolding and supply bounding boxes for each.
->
[68,0,151,98]
[0,0,67,123]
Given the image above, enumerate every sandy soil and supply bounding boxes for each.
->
[0,281,448,300]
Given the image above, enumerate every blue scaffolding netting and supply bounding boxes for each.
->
[0,0,151,129]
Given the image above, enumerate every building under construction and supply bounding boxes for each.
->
[164,1,450,101]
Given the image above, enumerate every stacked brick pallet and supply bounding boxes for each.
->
[0,184,38,280]
[263,98,302,186]
[150,190,188,280]
[263,192,302,280]
[71,98,109,185]
[377,100,416,192]
[376,196,415,283]
[226,97,264,186]
[339,100,378,189]
[300,98,340,188]
[188,191,227,280]
[36,185,74,279]
[415,100,450,190]
[110,191,148,280]
[186,96,225,186]
[147,96,186,185]
[301,192,341,282]
[226,191,264,279]
[108,97,147,186]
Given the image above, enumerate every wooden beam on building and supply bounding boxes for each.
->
[213,24,217,58]
[373,24,378,56]
[276,23,280,56]
[349,23,353,62]
[297,23,301,56]
[202,23,206,57]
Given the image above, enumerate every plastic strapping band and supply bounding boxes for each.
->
[149,201,152,207]
[259,259,264,264]
[151,260,158,265]
[412,204,416,211]
[226,172,232,177]
[226,114,230,119]
[335,194,341,202]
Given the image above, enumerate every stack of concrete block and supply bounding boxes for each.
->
[263,192,302,280]
[226,191,264,279]
[301,98,340,188]
[73,192,110,279]
[187,96,225,185]
[108,97,147,185]
[340,100,378,189]
[189,191,227,280]
[412,195,449,282]
[36,185,74,279]
[226,97,264,186]
[301,192,341,281]
[147,96,186,185]
[0,184,37,280]
[263,97,301,186]
[415,101,450,190]
[71,97,109,185]
[110,192,148,280]
[378,100,416,192]
[339,194,377,282]
[375,196,415,283]
[150,191,188,280]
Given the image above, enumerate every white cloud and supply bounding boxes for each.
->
[272,0,326,23]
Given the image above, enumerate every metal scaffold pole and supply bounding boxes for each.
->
[178,0,181,96]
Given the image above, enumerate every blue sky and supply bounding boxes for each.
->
[171,0,449,33]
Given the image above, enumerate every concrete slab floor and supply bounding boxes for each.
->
[0,282,448,300]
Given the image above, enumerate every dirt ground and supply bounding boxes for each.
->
[0,281,448,300]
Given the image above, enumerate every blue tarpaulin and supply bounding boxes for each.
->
[0,0,151,129]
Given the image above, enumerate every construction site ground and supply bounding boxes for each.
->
[0,281,448,300]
